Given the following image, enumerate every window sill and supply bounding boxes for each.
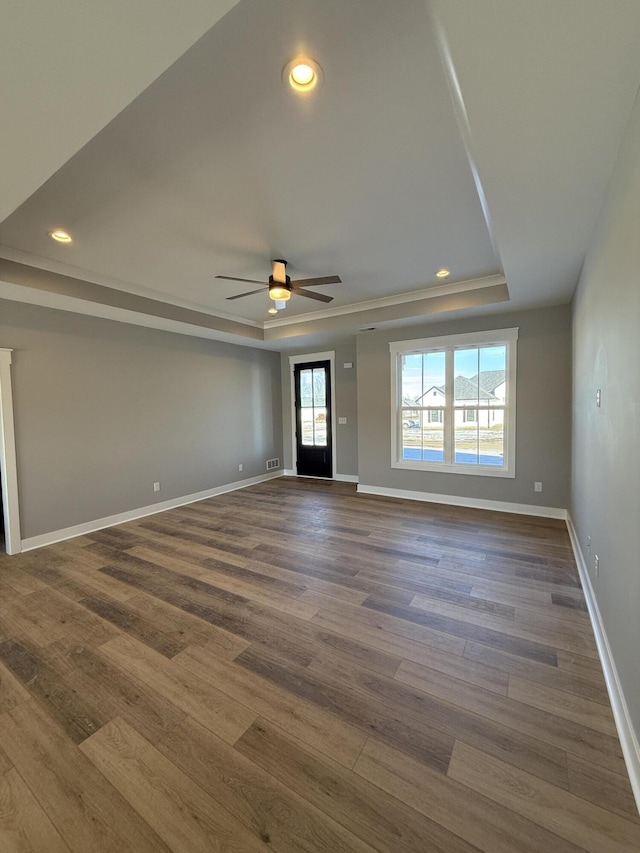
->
[392,459,515,478]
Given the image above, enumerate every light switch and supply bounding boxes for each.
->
[338,417,347,424]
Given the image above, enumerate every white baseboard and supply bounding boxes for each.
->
[284,469,296,476]
[335,473,359,483]
[20,470,284,552]
[566,515,640,813]
[356,483,567,519]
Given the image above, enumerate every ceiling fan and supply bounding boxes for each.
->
[216,259,341,305]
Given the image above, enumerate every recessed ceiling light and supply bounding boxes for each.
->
[268,307,278,315]
[435,268,450,278]
[49,229,73,243]
[283,57,323,94]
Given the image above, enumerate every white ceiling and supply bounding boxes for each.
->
[2,0,640,348]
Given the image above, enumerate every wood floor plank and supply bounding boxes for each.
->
[173,643,367,768]
[463,641,610,705]
[556,649,608,683]
[47,639,187,745]
[0,766,71,853]
[52,556,140,601]
[246,558,369,604]
[81,595,184,657]
[100,634,256,744]
[130,544,320,619]
[0,638,108,743]
[0,661,30,714]
[407,593,596,660]
[508,675,618,737]
[354,738,586,853]
[308,647,571,788]
[567,754,640,824]
[304,591,467,656]
[158,715,376,852]
[349,645,626,777]
[448,741,640,853]
[236,644,455,774]
[99,557,317,667]
[369,596,561,663]
[80,717,266,853]
[0,701,170,852]
[236,718,479,853]
[396,655,508,697]
[123,591,251,659]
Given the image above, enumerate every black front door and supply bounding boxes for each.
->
[294,361,332,478]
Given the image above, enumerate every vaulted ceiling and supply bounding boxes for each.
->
[2,0,640,349]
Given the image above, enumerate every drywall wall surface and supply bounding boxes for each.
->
[280,340,358,477]
[572,88,640,736]
[356,304,571,508]
[0,299,282,539]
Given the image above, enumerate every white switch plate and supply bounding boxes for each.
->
[153,482,161,492]
[338,417,347,424]
[534,481,542,492]
[343,362,353,369]
[596,389,601,407]
[238,463,243,472]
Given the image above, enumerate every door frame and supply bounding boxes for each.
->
[0,348,21,554]
[288,351,336,479]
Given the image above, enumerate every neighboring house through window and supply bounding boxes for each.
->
[390,327,518,477]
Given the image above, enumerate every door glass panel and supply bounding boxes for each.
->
[313,368,326,406]
[300,408,315,446]
[300,369,314,408]
[314,407,327,445]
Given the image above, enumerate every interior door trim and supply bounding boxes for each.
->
[0,348,21,554]
[288,350,336,479]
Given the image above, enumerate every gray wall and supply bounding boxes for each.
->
[1,300,282,539]
[356,305,572,509]
[280,340,358,477]
[571,89,640,735]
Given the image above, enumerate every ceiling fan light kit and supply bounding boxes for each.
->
[269,283,291,301]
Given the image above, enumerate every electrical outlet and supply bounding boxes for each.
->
[594,554,599,577]
[596,389,601,408]
[587,535,591,550]
[153,482,161,492]
[534,481,542,492]
[338,417,347,424]
[238,463,243,472]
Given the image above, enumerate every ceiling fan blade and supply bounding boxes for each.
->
[290,275,342,287]
[216,275,268,285]
[292,287,334,303]
[226,287,269,300]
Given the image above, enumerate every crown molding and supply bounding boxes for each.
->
[263,275,507,329]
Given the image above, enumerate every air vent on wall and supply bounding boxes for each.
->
[266,458,280,471]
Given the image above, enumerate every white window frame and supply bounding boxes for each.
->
[390,327,518,478]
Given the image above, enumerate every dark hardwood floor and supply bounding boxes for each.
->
[0,477,638,851]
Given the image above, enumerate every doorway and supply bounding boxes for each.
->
[290,353,335,478]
